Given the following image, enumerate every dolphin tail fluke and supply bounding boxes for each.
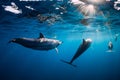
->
[60,59,77,67]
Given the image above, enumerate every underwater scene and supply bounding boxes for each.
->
[0,0,120,80]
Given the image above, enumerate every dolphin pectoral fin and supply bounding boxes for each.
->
[60,59,77,67]
[55,48,58,54]
[38,33,45,39]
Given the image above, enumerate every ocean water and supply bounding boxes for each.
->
[0,0,120,80]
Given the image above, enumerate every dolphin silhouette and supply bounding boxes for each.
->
[9,33,62,53]
[61,38,92,67]
[108,41,113,51]
[106,41,113,52]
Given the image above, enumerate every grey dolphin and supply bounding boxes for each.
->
[61,38,92,67]
[108,41,113,51]
[115,34,119,42]
[9,33,62,53]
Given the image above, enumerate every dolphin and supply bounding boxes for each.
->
[115,34,119,42]
[106,41,113,52]
[108,41,113,51]
[8,33,62,53]
[61,38,92,67]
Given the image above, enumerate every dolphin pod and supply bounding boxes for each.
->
[9,33,62,53]
[61,38,92,67]
[9,33,92,67]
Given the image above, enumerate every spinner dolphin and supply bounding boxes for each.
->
[61,38,92,67]
[9,33,62,53]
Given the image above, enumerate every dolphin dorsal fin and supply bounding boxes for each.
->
[38,33,45,39]
[83,39,86,44]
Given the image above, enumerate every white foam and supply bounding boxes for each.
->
[25,6,35,10]
[71,0,85,5]
[2,2,22,14]
[55,7,59,10]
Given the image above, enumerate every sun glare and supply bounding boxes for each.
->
[78,4,96,17]
[87,0,105,4]
[71,0,85,5]
[71,0,97,17]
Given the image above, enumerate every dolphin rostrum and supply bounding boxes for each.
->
[9,33,62,53]
[61,38,92,67]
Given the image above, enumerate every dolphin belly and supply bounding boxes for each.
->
[30,43,56,50]
[19,40,57,50]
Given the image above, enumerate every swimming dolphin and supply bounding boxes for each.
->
[107,41,113,52]
[9,33,62,53]
[61,38,92,67]
[108,41,113,50]
[115,34,119,42]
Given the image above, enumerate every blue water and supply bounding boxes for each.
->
[0,0,120,80]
